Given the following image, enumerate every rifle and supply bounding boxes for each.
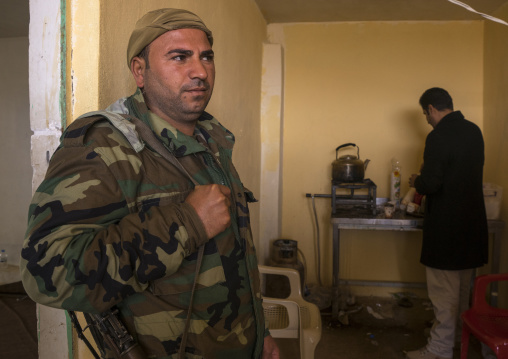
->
[68,309,147,359]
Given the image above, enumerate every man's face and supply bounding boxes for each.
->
[422,108,431,126]
[423,106,437,128]
[133,28,215,134]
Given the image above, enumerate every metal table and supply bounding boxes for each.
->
[330,210,505,321]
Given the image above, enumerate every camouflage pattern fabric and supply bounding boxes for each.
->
[21,88,267,358]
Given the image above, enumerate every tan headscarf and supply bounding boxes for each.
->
[126,8,213,67]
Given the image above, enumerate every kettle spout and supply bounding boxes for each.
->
[364,159,370,171]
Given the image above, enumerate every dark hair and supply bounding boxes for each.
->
[419,87,454,112]
[136,45,150,69]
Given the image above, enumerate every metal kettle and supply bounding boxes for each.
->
[332,143,370,183]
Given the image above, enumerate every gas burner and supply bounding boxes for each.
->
[331,178,377,215]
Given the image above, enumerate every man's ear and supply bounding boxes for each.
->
[131,57,146,88]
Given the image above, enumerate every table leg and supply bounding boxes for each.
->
[332,224,340,321]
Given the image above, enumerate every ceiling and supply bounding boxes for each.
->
[1,0,507,38]
[253,0,508,23]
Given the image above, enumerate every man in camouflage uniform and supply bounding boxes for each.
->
[21,8,279,359]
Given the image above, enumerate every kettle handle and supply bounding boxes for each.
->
[336,143,360,159]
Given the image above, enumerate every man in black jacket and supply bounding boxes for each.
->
[406,87,488,359]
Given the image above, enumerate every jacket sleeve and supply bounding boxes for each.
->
[414,131,447,195]
[20,127,208,313]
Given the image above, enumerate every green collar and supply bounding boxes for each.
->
[124,88,234,157]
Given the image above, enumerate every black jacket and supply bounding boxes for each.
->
[415,111,488,270]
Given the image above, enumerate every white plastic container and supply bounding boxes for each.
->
[483,183,503,220]
[390,158,401,207]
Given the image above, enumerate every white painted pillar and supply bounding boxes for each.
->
[29,0,71,358]
[259,43,284,263]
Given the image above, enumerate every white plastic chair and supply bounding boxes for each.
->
[259,265,322,359]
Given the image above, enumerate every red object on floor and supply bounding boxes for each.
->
[461,273,508,359]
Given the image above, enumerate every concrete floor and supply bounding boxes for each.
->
[274,295,485,359]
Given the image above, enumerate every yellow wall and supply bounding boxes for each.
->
[483,4,508,301]
[273,21,485,292]
[67,0,100,120]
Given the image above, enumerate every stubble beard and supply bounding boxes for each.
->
[144,81,213,125]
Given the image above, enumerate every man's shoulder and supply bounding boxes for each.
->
[65,114,113,136]
[441,111,480,130]
[443,115,483,140]
[462,117,482,133]
[63,113,141,151]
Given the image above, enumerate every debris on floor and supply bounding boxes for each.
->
[391,291,419,308]
[422,301,433,311]
[335,305,363,326]
[305,284,332,310]
[365,301,396,319]
[366,332,379,346]
[367,305,385,319]
[275,295,485,359]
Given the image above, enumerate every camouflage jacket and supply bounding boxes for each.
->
[21,89,267,358]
